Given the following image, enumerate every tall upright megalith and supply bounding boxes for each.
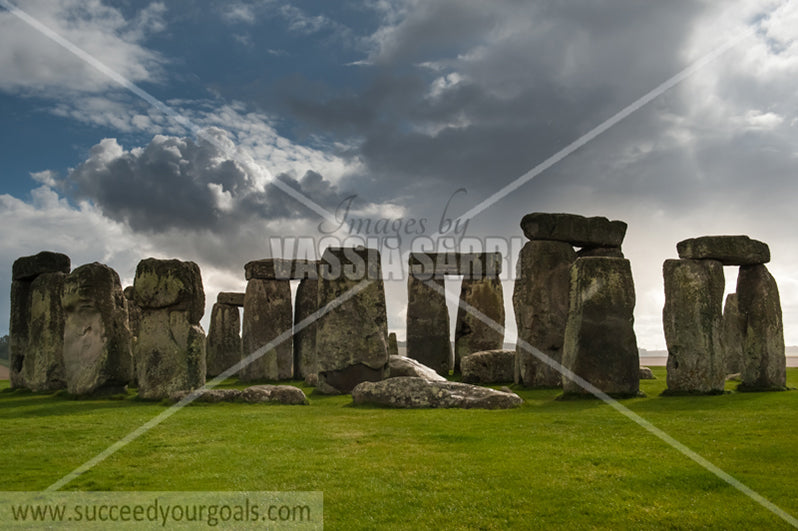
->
[9,251,70,391]
[293,269,319,381]
[406,271,451,375]
[133,258,206,399]
[62,263,132,395]
[722,293,744,374]
[562,257,639,397]
[454,275,505,370]
[662,259,726,394]
[316,247,389,394]
[206,292,243,378]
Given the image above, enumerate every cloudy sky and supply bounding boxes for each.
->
[1,0,797,350]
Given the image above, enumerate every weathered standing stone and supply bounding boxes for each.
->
[293,276,319,380]
[124,287,142,340]
[722,293,745,374]
[206,303,242,378]
[676,236,770,266]
[133,258,206,399]
[9,251,70,390]
[22,272,68,391]
[315,247,389,394]
[217,292,245,306]
[409,252,502,278]
[245,259,318,280]
[576,247,624,259]
[562,258,640,397]
[388,355,446,382]
[387,332,399,358]
[406,274,451,375]
[662,259,726,395]
[351,377,523,409]
[513,240,575,387]
[461,349,515,384]
[62,263,132,395]
[737,265,786,391]
[521,212,627,248]
[240,278,293,381]
[454,276,505,371]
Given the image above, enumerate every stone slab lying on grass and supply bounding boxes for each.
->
[170,385,308,405]
[461,349,515,384]
[676,235,770,265]
[639,367,655,380]
[351,377,523,409]
[388,355,446,382]
[171,389,242,403]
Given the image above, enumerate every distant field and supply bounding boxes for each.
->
[2,369,798,529]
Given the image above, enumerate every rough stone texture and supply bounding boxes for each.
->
[133,258,205,323]
[241,384,309,405]
[124,286,142,387]
[577,247,624,259]
[388,355,446,382]
[206,303,241,378]
[737,265,786,391]
[62,263,132,395]
[461,349,515,384]
[521,212,627,248]
[454,276,505,371]
[171,388,242,403]
[315,247,389,394]
[406,274,451,375]
[513,240,575,388]
[387,332,399,358]
[639,367,655,380]
[217,292,245,306]
[722,293,745,374]
[12,251,70,281]
[240,278,293,381]
[562,258,640,397]
[293,276,319,380]
[245,259,318,280]
[676,235,770,266]
[352,377,523,409]
[133,258,206,400]
[408,252,502,278]
[662,259,726,395]
[21,272,68,391]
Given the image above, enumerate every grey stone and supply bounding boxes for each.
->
[387,332,399,358]
[461,349,515,384]
[454,276,505,371]
[676,235,770,266]
[577,247,624,259]
[293,276,320,380]
[722,293,744,374]
[206,303,242,378]
[639,367,655,380]
[241,384,309,405]
[737,265,786,391]
[21,272,68,391]
[352,377,523,409]
[562,258,640,397]
[520,212,627,248]
[408,252,502,279]
[388,355,446,382]
[513,240,575,387]
[662,259,726,394]
[124,286,142,388]
[217,292,245,306]
[171,388,242,403]
[406,274,451,375]
[12,251,70,281]
[315,247,389,394]
[240,278,293,381]
[245,259,318,280]
[62,263,132,395]
[133,258,206,399]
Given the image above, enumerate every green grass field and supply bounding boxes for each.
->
[2,368,798,529]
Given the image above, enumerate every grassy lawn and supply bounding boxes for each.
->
[2,368,798,529]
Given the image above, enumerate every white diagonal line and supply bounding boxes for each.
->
[430,278,798,528]
[45,278,373,492]
[0,0,339,226]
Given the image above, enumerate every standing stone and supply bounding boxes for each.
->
[662,259,726,394]
[9,251,70,390]
[23,272,68,391]
[315,247,389,394]
[293,276,319,380]
[723,293,744,374]
[387,332,399,358]
[454,276,505,372]
[562,258,639,397]
[62,263,132,395]
[406,274,451,375]
[124,286,142,387]
[206,302,242,378]
[513,240,575,387]
[240,278,293,381]
[737,265,786,391]
[133,258,206,399]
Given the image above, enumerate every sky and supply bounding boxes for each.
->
[1,0,797,350]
